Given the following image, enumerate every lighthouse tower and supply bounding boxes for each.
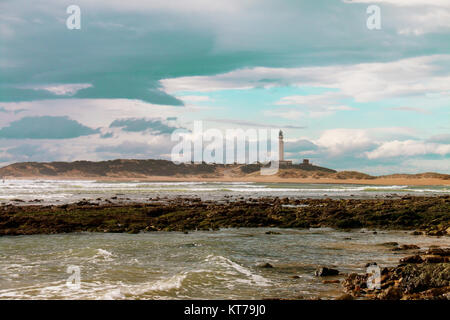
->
[277,130,292,166]
[278,130,284,161]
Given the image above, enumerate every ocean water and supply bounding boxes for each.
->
[1,228,449,300]
[0,179,449,300]
[0,180,448,204]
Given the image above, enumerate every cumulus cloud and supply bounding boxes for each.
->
[0,116,99,139]
[0,99,199,129]
[272,92,356,118]
[205,118,305,129]
[315,129,375,155]
[365,140,450,159]
[285,139,319,153]
[345,0,450,35]
[109,118,181,134]
[95,136,175,160]
[388,106,431,114]
[27,84,93,96]
[343,0,450,7]
[427,134,450,144]
[178,95,213,103]
[161,55,450,103]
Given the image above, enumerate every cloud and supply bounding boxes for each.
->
[427,134,450,144]
[0,99,200,129]
[109,118,180,134]
[178,95,213,103]
[26,83,93,96]
[365,140,450,159]
[205,118,306,129]
[272,92,356,118]
[285,139,319,153]
[388,106,431,114]
[343,0,450,7]
[345,0,450,35]
[161,55,450,103]
[0,116,99,139]
[7,144,44,158]
[315,129,375,155]
[263,108,305,120]
[95,136,175,159]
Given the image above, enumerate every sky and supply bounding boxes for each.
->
[0,0,449,174]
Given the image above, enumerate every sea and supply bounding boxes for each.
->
[0,179,448,204]
[0,180,449,299]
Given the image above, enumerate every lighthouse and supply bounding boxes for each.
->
[278,130,284,161]
[277,130,292,166]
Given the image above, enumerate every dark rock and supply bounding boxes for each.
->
[379,287,403,300]
[365,262,378,268]
[422,255,448,263]
[424,248,450,256]
[392,244,420,251]
[323,279,340,284]
[335,294,354,300]
[399,255,423,264]
[258,263,274,269]
[379,242,399,247]
[315,267,339,277]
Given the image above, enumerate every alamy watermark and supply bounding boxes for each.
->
[66,265,81,290]
[366,264,381,290]
[170,121,282,175]
[66,5,81,30]
[367,5,381,30]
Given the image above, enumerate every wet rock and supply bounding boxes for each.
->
[426,229,445,236]
[258,263,274,269]
[315,267,339,277]
[1,195,449,237]
[379,287,403,300]
[379,242,399,247]
[365,262,378,268]
[335,294,354,300]
[400,255,424,264]
[323,280,340,284]
[265,231,281,235]
[424,248,450,256]
[422,255,448,263]
[343,261,450,300]
[392,244,420,251]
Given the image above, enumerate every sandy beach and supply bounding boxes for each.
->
[4,175,449,186]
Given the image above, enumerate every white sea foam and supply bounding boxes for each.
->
[206,255,271,287]
[0,179,448,204]
[128,274,187,296]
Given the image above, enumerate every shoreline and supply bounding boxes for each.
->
[1,195,449,236]
[1,196,449,300]
[2,175,450,186]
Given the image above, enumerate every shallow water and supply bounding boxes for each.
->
[0,180,448,204]
[1,228,448,300]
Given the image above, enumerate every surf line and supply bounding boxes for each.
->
[184,304,219,318]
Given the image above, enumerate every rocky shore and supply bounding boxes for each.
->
[342,248,450,300]
[0,195,449,236]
